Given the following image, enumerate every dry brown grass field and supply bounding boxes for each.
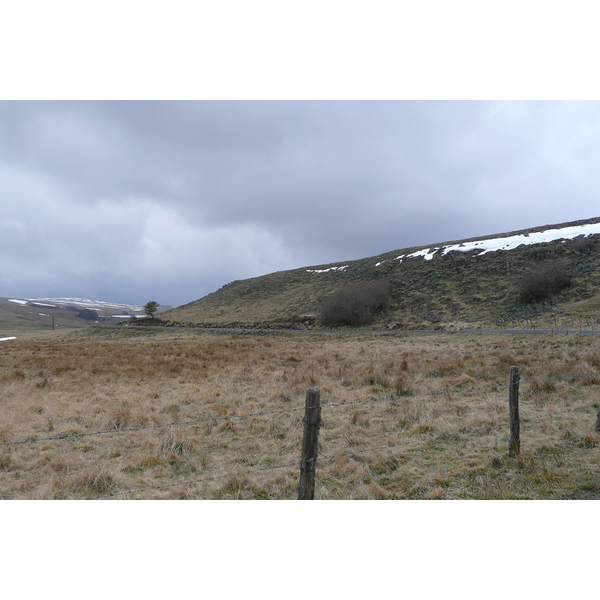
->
[1,327,599,499]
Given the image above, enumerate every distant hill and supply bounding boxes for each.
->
[163,216,600,330]
[0,297,170,335]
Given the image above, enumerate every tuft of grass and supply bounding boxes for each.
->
[0,453,15,472]
[77,467,117,497]
[106,407,132,431]
[160,427,195,456]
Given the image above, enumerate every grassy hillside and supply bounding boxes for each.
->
[163,217,600,329]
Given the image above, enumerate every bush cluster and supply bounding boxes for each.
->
[319,281,391,326]
[572,235,597,254]
[516,262,572,304]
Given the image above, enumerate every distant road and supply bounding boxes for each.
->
[396,329,599,336]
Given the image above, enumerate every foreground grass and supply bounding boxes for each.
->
[0,328,599,499]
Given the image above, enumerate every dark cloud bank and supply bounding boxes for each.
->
[1,101,599,306]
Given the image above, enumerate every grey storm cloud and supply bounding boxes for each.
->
[1,100,600,306]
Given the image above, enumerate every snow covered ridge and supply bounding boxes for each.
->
[12,298,145,311]
[306,265,349,274]
[307,221,600,274]
[396,221,600,263]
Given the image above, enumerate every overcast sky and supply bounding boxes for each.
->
[1,100,600,306]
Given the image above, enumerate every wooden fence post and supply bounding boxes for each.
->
[595,407,600,434]
[509,366,520,457]
[298,388,321,500]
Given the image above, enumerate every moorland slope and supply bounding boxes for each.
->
[163,216,600,330]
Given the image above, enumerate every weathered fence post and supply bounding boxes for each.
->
[509,366,521,457]
[298,388,321,500]
[595,407,600,434]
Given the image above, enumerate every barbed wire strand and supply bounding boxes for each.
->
[536,447,600,458]
[522,374,600,385]
[319,441,411,460]
[320,384,506,411]
[521,406,597,421]
[0,405,307,448]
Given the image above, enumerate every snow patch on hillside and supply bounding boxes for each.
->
[304,221,600,274]
[307,265,349,273]
[397,221,600,263]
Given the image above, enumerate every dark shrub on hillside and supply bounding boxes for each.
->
[516,262,572,304]
[320,281,391,326]
[573,235,597,254]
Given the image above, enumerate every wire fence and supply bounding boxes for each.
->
[1,368,599,499]
[0,405,308,447]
